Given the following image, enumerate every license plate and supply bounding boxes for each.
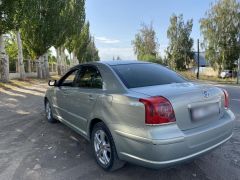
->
[191,103,220,121]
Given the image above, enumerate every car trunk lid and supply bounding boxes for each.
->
[130,82,224,131]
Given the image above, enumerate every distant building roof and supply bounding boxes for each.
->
[194,52,209,67]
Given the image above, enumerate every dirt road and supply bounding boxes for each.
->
[0,81,240,180]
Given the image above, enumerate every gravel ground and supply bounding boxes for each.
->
[0,81,239,180]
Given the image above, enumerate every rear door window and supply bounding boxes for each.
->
[76,66,103,89]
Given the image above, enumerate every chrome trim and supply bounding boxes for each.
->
[56,115,87,136]
[145,121,176,126]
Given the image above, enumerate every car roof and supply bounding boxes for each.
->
[96,60,149,66]
[72,60,150,69]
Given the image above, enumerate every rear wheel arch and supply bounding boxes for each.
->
[44,96,53,108]
[44,97,48,106]
[44,97,57,123]
[89,118,103,139]
[90,120,125,171]
[88,118,120,155]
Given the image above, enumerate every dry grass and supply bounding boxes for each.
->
[0,79,45,88]
[0,77,50,97]
[0,76,58,89]
[0,74,62,89]
[179,71,238,85]
[178,71,196,80]
[50,75,61,80]
[0,72,238,89]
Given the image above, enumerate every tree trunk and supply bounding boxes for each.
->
[61,46,66,73]
[16,61,19,72]
[72,52,75,65]
[41,55,46,79]
[37,57,43,79]
[16,31,26,80]
[56,47,62,75]
[27,59,31,73]
[33,61,35,72]
[55,63,57,72]
[0,35,9,82]
[69,52,72,67]
[51,63,53,72]
[72,52,78,65]
[43,53,49,78]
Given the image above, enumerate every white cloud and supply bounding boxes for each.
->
[98,47,136,60]
[96,36,120,44]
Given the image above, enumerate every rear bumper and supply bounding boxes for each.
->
[119,133,232,169]
[113,110,235,169]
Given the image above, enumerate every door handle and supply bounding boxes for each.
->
[62,91,71,96]
[88,95,95,101]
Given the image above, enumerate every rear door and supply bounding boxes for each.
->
[66,65,103,133]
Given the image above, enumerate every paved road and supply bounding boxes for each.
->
[0,82,239,180]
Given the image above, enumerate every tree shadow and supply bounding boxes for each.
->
[9,81,47,94]
[0,83,45,97]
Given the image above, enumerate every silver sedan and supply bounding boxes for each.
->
[44,60,235,171]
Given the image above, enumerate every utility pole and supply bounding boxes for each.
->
[196,39,200,79]
[237,58,240,84]
[237,13,240,84]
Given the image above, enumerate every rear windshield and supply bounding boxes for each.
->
[111,63,186,88]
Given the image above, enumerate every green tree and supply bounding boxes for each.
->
[0,0,15,34]
[1,0,87,80]
[5,33,18,72]
[21,0,58,78]
[21,0,86,78]
[1,0,30,79]
[166,14,194,70]
[13,0,28,79]
[74,22,99,63]
[200,0,240,74]
[132,23,159,61]
[84,37,100,61]
[75,22,90,63]
[64,0,85,67]
[5,32,34,73]
[0,0,16,82]
[54,0,85,75]
[116,56,121,60]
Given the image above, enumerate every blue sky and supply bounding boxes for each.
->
[86,0,214,60]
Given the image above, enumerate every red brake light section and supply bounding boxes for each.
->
[139,96,176,125]
[222,89,229,108]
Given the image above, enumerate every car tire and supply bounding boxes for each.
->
[45,100,57,123]
[91,122,125,171]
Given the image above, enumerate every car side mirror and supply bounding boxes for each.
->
[48,80,57,86]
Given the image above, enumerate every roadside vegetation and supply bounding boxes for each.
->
[179,71,237,85]
[0,0,99,83]
[0,0,239,85]
[132,0,240,82]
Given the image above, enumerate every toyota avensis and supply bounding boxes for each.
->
[44,60,235,171]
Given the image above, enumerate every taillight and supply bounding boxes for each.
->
[139,96,176,125]
[222,89,229,108]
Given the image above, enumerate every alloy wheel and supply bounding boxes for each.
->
[45,102,51,120]
[93,129,111,165]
